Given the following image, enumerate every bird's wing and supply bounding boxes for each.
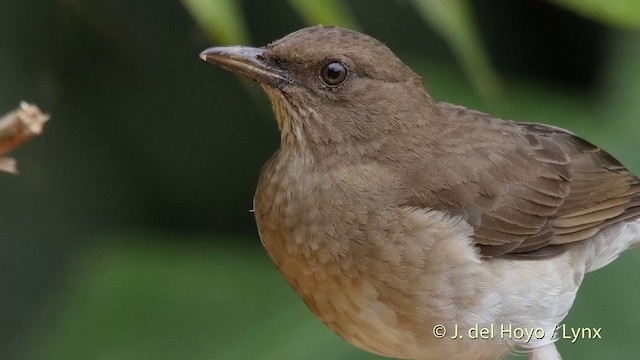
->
[407,104,640,258]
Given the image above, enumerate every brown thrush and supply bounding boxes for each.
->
[200,26,640,360]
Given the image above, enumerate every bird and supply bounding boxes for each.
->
[200,26,640,360]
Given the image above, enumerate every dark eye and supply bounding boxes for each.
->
[320,62,348,86]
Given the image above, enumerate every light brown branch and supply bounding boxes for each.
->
[0,102,50,174]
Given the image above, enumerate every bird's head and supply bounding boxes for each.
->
[200,26,434,149]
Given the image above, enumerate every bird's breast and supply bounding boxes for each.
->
[251,153,502,358]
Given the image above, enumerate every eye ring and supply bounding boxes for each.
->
[320,62,348,86]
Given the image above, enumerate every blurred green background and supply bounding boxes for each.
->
[2,1,640,359]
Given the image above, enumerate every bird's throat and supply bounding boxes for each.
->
[261,85,308,147]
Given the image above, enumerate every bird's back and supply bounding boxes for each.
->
[397,102,640,258]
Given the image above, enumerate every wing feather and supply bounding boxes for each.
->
[406,103,640,257]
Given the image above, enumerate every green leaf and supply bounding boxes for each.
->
[19,235,379,360]
[182,0,249,44]
[547,0,640,29]
[411,0,502,99]
[287,0,359,29]
[597,30,640,173]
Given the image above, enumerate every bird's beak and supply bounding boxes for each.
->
[199,46,287,87]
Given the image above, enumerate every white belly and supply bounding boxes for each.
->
[338,219,640,360]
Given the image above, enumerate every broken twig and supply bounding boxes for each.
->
[0,102,50,174]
